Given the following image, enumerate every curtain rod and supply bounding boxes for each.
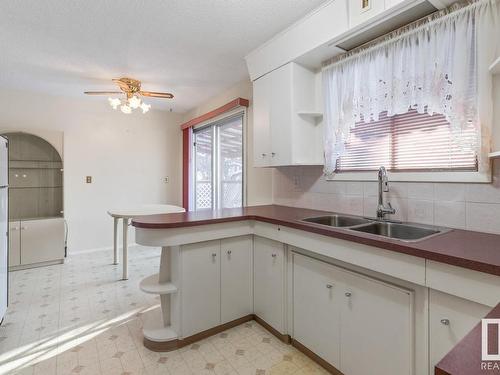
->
[322,0,493,69]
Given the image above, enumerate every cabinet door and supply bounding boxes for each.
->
[21,218,64,265]
[221,236,253,324]
[293,254,341,367]
[181,240,221,337]
[429,290,490,372]
[269,64,292,166]
[254,236,285,333]
[349,0,385,28]
[340,270,413,375]
[8,221,21,267]
[253,73,272,167]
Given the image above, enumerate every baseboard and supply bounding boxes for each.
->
[143,315,341,374]
[69,243,141,255]
[291,338,344,375]
[9,259,64,271]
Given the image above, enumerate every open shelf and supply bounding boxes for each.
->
[297,111,323,118]
[143,320,178,342]
[489,56,500,75]
[140,274,178,295]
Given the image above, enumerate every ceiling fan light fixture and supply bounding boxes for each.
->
[140,102,151,114]
[128,95,142,109]
[108,97,121,110]
[120,104,132,114]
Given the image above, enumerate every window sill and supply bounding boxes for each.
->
[325,170,492,183]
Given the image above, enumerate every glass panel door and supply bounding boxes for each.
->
[192,113,244,210]
[194,127,213,210]
[218,117,243,209]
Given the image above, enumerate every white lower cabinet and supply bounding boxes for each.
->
[429,289,491,372]
[221,235,253,323]
[254,236,285,333]
[181,240,221,338]
[181,236,253,337]
[8,222,21,267]
[340,269,413,375]
[293,253,341,367]
[292,252,413,375]
[9,218,64,267]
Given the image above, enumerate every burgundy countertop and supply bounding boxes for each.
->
[132,205,500,277]
[435,303,500,375]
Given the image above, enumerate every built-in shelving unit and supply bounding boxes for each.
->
[140,274,178,295]
[490,56,500,75]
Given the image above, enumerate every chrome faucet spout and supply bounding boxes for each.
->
[377,166,396,220]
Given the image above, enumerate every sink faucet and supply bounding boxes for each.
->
[377,166,396,220]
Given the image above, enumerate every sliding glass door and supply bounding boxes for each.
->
[193,114,244,210]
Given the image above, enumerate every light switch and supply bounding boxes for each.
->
[86,176,92,183]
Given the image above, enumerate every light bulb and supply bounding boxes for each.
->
[128,95,141,109]
[120,104,132,114]
[140,102,151,114]
[108,97,121,110]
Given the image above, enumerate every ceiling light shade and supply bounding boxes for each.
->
[140,102,151,114]
[108,97,121,110]
[128,95,142,109]
[120,104,132,114]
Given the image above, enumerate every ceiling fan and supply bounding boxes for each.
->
[84,77,174,114]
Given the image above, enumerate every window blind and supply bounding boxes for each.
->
[336,110,478,172]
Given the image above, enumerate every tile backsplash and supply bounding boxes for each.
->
[272,162,500,234]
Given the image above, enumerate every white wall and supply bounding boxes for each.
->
[0,89,183,253]
[273,163,500,235]
[183,80,273,206]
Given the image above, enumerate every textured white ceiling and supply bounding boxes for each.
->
[0,0,326,113]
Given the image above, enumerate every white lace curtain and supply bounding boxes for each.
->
[322,0,499,175]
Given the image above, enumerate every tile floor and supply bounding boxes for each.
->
[0,247,328,375]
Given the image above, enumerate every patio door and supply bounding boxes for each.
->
[193,113,244,210]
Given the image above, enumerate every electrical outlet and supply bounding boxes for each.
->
[86,176,92,183]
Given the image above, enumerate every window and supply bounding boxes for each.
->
[336,110,478,173]
[192,114,244,210]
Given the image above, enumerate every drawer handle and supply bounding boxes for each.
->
[345,292,352,297]
[440,319,450,326]
[326,284,333,289]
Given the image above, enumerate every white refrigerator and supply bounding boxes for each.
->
[0,136,7,323]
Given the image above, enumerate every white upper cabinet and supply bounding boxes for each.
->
[245,0,349,81]
[349,0,386,28]
[253,62,323,167]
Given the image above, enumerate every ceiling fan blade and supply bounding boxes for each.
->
[140,91,174,99]
[84,91,123,96]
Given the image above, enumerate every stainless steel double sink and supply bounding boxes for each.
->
[301,214,448,242]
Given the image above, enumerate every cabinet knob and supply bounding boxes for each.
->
[261,153,267,157]
[440,319,450,326]
[227,250,232,255]
[11,227,17,231]
[21,227,26,230]
[345,292,352,297]
[211,253,217,257]
[326,284,333,289]
[271,152,276,157]
[271,253,277,258]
